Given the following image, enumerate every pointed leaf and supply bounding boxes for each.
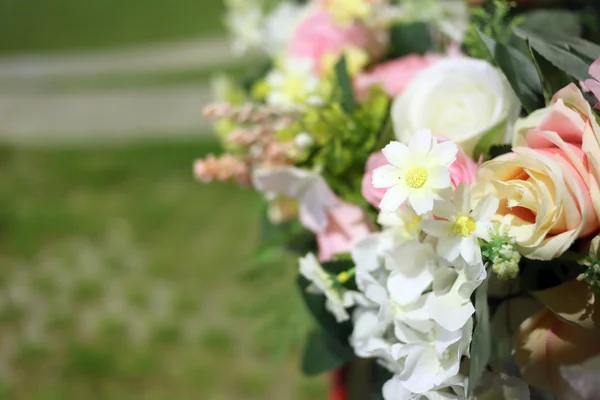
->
[335,56,358,113]
[468,272,491,395]
[302,329,355,375]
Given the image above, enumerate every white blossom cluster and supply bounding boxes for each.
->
[299,131,503,399]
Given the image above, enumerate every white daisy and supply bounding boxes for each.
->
[299,253,365,322]
[372,130,458,215]
[421,183,499,264]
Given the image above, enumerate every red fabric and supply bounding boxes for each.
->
[330,369,347,400]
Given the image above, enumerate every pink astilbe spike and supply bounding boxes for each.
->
[194,154,250,186]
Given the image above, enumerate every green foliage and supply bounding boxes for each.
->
[301,330,355,376]
[488,144,512,159]
[519,257,585,292]
[529,44,575,103]
[520,9,582,38]
[288,82,391,206]
[387,22,434,59]
[335,56,358,113]
[476,30,544,114]
[473,120,507,161]
[468,272,491,395]
[464,0,523,61]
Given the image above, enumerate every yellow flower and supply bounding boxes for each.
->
[321,46,369,77]
[323,0,375,25]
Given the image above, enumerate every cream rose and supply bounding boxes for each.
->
[391,57,520,157]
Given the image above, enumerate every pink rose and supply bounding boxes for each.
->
[362,139,478,209]
[317,203,373,262]
[584,57,600,111]
[354,54,440,99]
[361,152,388,208]
[287,11,375,74]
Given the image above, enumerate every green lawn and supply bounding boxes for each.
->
[0,0,225,54]
[0,140,326,399]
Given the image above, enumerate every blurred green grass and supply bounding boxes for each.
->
[0,0,225,54]
[0,141,326,399]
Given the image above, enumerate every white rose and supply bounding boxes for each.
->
[391,57,521,157]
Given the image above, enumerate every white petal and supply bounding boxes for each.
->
[423,290,475,331]
[372,165,401,189]
[454,183,470,214]
[409,190,434,215]
[388,269,434,306]
[382,141,410,167]
[352,233,383,272]
[421,219,451,238]
[437,236,461,262]
[408,129,433,158]
[459,237,478,264]
[429,141,458,166]
[398,345,438,393]
[428,166,452,189]
[383,377,412,400]
[472,194,500,221]
[433,199,456,220]
[379,185,410,213]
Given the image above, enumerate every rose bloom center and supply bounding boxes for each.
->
[453,215,476,237]
[405,167,427,188]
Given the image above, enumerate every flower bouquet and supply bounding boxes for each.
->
[195,0,600,398]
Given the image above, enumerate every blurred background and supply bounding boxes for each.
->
[0,1,325,398]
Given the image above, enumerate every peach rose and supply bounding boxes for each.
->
[514,281,600,397]
[354,54,440,99]
[476,85,600,260]
[317,203,373,262]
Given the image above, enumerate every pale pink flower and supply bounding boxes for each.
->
[317,203,373,262]
[194,154,250,185]
[287,11,373,74]
[361,152,388,208]
[584,58,600,111]
[354,54,441,99]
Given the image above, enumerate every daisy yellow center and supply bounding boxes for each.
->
[405,167,427,188]
[453,216,476,237]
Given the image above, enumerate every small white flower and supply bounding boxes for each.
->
[390,319,473,394]
[372,130,457,215]
[299,253,364,322]
[294,132,314,148]
[378,206,423,247]
[266,58,321,110]
[421,184,499,264]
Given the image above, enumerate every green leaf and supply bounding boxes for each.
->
[519,258,585,292]
[489,144,512,159]
[296,275,353,342]
[477,30,544,114]
[473,120,507,161]
[528,43,575,103]
[335,56,358,113]
[520,10,582,38]
[387,22,434,59]
[468,272,491,395]
[527,38,591,82]
[301,329,355,376]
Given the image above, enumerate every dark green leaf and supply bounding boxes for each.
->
[519,258,585,292]
[301,329,355,376]
[489,144,512,159]
[335,56,358,113]
[468,272,491,395]
[528,38,591,82]
[479,29,544,114]
[387,22,434,59]
[473,120,507,161]
[520,10,582,38]
[528,43,575,103]
[296,275,353,341]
